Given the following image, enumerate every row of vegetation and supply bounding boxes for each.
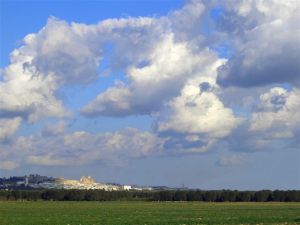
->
[0,189,299,202]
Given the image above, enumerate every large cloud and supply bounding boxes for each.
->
[28,18,102,85]
[82,34,220,117]
[0,47,68,122]
[0,17,102,123]
[80,0,213,117]
[216,0,300,87]
[157,84,240,138]
[156,78,241,153]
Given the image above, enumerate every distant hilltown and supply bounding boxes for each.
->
[0,174,173,191]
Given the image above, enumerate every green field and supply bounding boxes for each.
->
[0,201,299,225]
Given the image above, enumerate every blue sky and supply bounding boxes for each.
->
[0,0,299,190]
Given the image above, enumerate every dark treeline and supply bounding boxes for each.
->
[0,189,300,202]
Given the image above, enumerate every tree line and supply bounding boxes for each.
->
[0,189,299,202]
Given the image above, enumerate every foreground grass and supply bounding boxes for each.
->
[0,201,299,225]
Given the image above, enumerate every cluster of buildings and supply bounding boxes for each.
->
[39,176,122,191]
[0,174,153,191]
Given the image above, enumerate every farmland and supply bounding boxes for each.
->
[0,201,299,225]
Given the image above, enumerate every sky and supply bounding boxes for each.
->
[0,0,299,190]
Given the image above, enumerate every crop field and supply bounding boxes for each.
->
[0,201,299,225]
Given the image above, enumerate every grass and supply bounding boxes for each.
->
[0,201,299,225]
